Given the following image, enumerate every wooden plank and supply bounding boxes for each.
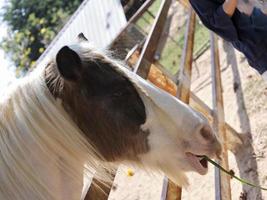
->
[210,33,232,200]
[154,10,173,61]
[134,0,172,78]
[190,92,213,121]
[166,180,182,200]
[166,7,196,200]
[176,8,196,102]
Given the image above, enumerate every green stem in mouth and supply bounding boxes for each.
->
[203,156,267,191]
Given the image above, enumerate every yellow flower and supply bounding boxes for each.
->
[126,168,134,177]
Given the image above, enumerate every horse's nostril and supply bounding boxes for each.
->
[200,125,215,142]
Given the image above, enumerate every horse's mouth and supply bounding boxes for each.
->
[186,152,208,175]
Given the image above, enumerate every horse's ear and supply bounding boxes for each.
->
[77,33,88,42]
[56,46,82,81]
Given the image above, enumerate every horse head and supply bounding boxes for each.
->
[45,34,222,186]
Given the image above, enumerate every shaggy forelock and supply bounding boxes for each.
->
[68,42,150,99]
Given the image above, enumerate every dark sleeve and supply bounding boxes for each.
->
[251,8,267,36]
[189,0,239,42]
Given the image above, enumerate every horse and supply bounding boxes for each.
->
[0,33,222,200]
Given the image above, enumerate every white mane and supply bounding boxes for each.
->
[0,66,105,199]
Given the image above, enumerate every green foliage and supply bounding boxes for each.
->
[0,0,83,72]
[136,0,161,32]
[160,19,209,74]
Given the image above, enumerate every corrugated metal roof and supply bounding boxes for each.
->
[37,0,127,67]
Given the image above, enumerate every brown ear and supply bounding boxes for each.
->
[77,33,88,42]
[56,46,82,81]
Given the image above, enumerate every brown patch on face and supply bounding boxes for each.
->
[44,47,149,161]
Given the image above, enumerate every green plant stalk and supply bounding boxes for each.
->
[203,156,267,191]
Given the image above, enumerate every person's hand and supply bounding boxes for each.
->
[223,0,238,17]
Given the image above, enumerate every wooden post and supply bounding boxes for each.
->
[165,180,182,200]
[176,7,196,101]
[134,0,172,78]
[210,33,232,200]
[164,7,196,200]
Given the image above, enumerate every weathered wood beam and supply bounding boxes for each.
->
[165,180,182,200]
[176,8,196,101]
[210,33,232,200]
[168,8,196,200]
[134,0,172,78]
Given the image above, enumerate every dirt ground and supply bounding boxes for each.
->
[108,2,267,200]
